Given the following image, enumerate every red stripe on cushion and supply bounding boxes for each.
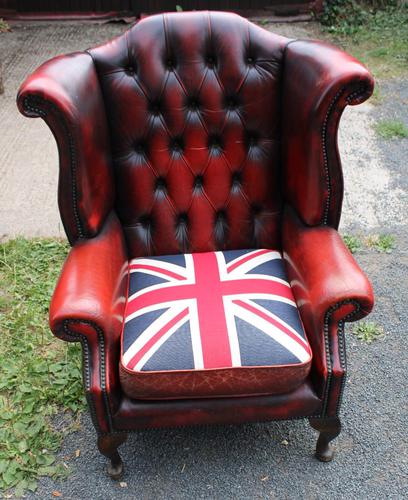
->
[232,299,311,354]
[126,307,189,370]
[227,249,273,273]
[129,263,186,281]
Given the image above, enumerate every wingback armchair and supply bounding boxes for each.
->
[17,11,374,478]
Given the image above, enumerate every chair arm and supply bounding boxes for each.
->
[282,207,374,333]
[49,212,128,432]
[17,52,114,245]
[282,40,374,229]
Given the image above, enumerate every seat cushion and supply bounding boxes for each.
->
[120,249,312,400]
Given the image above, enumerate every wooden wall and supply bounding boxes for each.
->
[1,0,316,14]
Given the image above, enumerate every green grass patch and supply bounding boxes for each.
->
[375,119,408,139]
[342,234,362,253]
[342,233,396,253]
[0,239,85,497]
[0,18,10,33]
[366,234,396,253]
[319,2,408,78]
[352,321,385,343]
[370,85,383,106]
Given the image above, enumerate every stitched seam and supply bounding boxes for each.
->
[336,321,348,415]
[321,87,345,225]
[62,319,113,432]
[321,84,370,225]
[321,299,361,417]
[23,95,84,239]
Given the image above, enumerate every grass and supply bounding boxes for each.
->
[375,119,408,139]
[366,234,396,253]
[342,233,396,253]
[320,2,408,79]
[0,18,10,33]
[0,239,84,497]
[353,321,385,343]
[343,234,362,254]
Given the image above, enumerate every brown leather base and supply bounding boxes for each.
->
[112,379,321,431]
[119,359,312,400]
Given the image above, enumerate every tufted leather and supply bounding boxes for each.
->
[89,12,288,257]
[17,11,375,441]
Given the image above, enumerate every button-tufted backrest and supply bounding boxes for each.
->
[89,11,290,258]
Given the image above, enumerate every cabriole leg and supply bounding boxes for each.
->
[97,433,128,479]
[309,417,341,462]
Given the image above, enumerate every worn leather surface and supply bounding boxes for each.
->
[113,379,322,430]
[282,40,374,229]
[17,11,375,431]
[89,12,288,257]
[282,206,374,405]
[17,52,114,245]
[120,363,312,400]
[49,212,128,432]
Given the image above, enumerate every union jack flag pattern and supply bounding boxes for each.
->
[121,249,312,375]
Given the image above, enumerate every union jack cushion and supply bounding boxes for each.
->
[120,249,312,400]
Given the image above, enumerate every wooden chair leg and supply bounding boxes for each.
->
[309,417,341,462]
[97,433,128,479]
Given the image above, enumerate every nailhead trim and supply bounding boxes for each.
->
[321,84,370,225]
[321,299,361,417]
[23,95,84,240]
[335,321,348,415]
[321,87,344,225]
[346,86,369,105]
[62,319,112,433]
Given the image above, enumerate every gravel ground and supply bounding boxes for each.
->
[0,20,407,500]
[32,246,408,500]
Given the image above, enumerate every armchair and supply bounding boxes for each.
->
[17,11,374,478]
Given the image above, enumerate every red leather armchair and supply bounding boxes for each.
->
[17,11,374,478]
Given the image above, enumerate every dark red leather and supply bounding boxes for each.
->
[282,206,374,410]
[49,212,128,432]
[282,40,374,229]
[17,11,374,434]
[89,12,289,257]
[113,379,322,430]
[120,362,312,400]
[17,52,114,245]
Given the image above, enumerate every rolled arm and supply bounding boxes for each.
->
[283,207,374,412]
[283,207,374,332]
[49,212,128,432]
[282,40,374,229]
[17,52,114,244]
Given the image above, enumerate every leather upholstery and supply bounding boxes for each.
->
[17,53,114,245]
[17,11,374,435]
[281,41,374,229]
[120,248,312,399]
[48,212,128,432]
[113,379,322,430]
[282,206,374,411]
[89,12,288,257]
